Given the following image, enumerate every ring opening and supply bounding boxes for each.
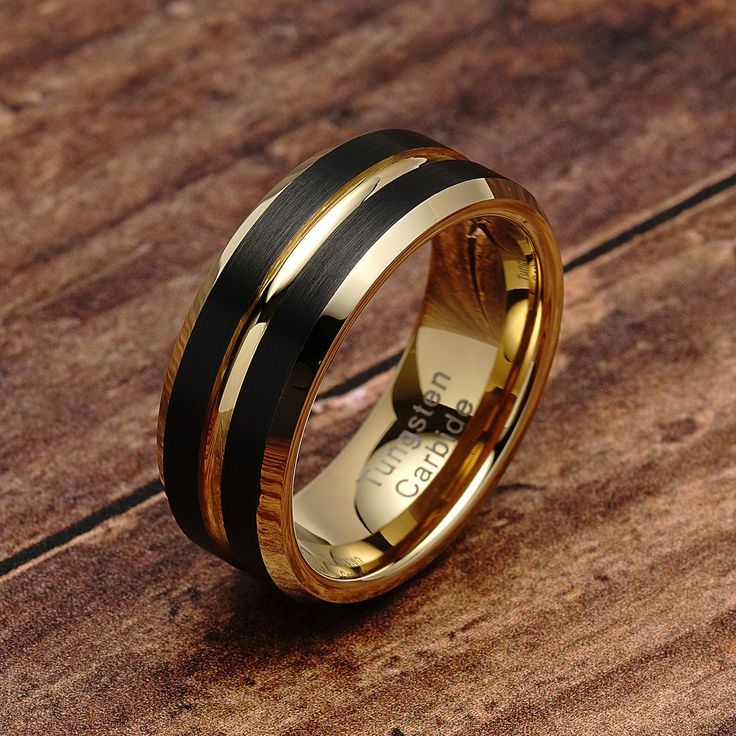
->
[292,215,540,580]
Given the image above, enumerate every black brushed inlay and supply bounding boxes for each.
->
[220,157,492,574]
[162,129,445,555]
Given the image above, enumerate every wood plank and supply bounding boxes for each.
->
[3,2,736,558]
[1,183,734,734]
[0,0,476,275]
[4,0,736,278]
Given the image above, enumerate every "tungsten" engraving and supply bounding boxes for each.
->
[357,370,473,499]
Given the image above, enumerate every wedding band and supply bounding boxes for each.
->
[157,129,563,602]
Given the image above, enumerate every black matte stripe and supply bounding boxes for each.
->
[162,129,446,554]
[220,157,492,575]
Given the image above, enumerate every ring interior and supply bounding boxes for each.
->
[292,215,540,580]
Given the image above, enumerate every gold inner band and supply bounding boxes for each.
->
[291,215,540,579]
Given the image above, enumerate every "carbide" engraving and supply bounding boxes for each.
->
[357,370,473,500]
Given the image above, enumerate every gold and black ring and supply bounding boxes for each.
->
[157,129,563,602]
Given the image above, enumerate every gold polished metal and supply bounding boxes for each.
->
[158,131,563,603]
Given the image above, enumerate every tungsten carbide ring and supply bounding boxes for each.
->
[157,129,563,602]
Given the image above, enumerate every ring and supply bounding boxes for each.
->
[157,129,563,602]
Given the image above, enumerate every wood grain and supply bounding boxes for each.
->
[2,184,734,735]
[2,0,736,557]
[1,1,735,733]
[0,0,159,77]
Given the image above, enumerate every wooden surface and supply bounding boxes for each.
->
[1,1,735,734]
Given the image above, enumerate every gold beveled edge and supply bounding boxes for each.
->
[256,181,563,602]
[198,146,466,559]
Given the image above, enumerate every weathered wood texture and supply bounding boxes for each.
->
[1,1,735,734]
[3,0,736,555]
